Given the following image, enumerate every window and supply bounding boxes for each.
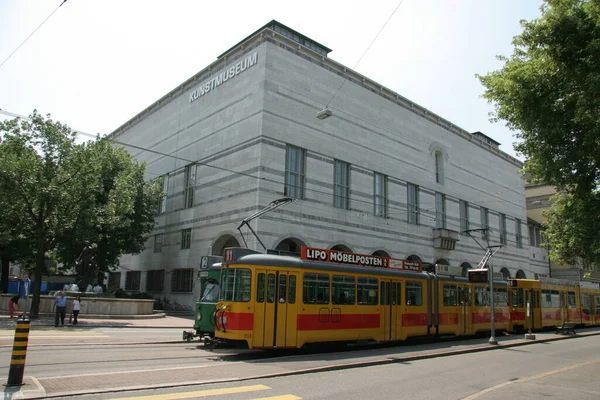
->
[595,295,600,315]
[459,200,469,232]
[480,207,489,240]
[374,172,387,217]
[434,151,444,184]
[406,281,422,306]
[515,218,522,248]
[171,268,194,293]
[513,288,524,308]
[289,275,296,304]
[499,213,507,245]
[220,268,251,300]
[332,275,355,305]
[568,291,576,308]
[146,270,164,292]
[475,286,490,306]
[183,164,196,209]
[334,160,350,209]
[125,271,141,291]
[181,228,191,250]
[495,288,508,306]
[285,145,306,199]
[435,192,446,228]
[153,233,164,253]
[443,284,457,306]
[357,277,378,305]
[267,274,275,303]
[257,273,265,303]
[108,272,121,291]
[157,174,168,215]
[303,273,330,304]
[407,183,419,225]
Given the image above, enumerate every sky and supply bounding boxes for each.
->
[0,0,543,160]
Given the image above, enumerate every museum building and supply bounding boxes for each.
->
[109,21,548,307]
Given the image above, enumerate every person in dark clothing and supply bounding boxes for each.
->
[9,295,20,318]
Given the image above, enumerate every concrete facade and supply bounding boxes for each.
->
[110,21,548,308]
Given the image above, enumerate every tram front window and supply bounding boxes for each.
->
[200,281,220,302]
[221,268,251,302]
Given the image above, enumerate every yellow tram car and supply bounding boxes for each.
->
[214,247,511,349]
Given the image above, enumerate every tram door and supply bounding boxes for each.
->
[381,280,401,341]
[253,270,298,348]
[457,285,472,335]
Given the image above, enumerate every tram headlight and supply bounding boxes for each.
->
[196,312,202,321]
[220,315,227,325]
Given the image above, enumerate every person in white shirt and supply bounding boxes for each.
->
[72,295,81,325]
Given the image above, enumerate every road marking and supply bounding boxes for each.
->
[110,384,271,400]
[252,396,302,400]
[462,359,600,399]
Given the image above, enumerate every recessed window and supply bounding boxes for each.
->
[407,183,419,225]
[157,174,168,215]
[499,213,507,245]
[171,269,193,292]
[285,145,306,199]
[374,173,387,217]
[181,228,191,250]
[480,207,489,240]
[154,233,164,253]
[125,271,141,291]
[459,200,469,232]
[515,218,522,248]
[435,151,444,184]
[146,270,165,292]
[183,164,196,209]
[435,192,446,229]
[334,160,350,210]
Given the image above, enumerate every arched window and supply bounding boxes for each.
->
[372,250,390,257]
[435,151,444,184]
[331,244,353,253]
[500,267,510,280]
[460,262,472,277]
[516,270,526,279]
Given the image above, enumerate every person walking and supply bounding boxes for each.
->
[9,295,20,318]
[72,295,81,325]
[54,291,67,327]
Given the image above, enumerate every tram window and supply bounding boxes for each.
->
[568,291,576,308]
[267,274,275,303]
[279,275,287,303]
[405,281,422,306]
[256,273,265,303]
[357,277,378,305]
[542,290,551,308]
[395,282,401,305]
[303,273,330,304]
[595,295,600,315]
[496,288,508,307]
[200,282,220,302]
[221,268,251,302]
[443,285,457,306]
[380,282,388,306]
[475,286,490,306]
[332,275,355,305]
[551,290,560,308]
[582,293,589,309]
[289,275,296,304]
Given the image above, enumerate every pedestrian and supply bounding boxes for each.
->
[72,295,81,325]
[54,291,67,327]
[9,295,20,318]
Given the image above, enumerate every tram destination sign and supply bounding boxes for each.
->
[300,247,421,272]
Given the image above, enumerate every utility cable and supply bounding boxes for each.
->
[0,0,68,72]
[326,0,407,109]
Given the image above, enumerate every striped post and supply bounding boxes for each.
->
[6,315,30,386]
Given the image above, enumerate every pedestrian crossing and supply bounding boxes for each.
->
[109,384,301,400]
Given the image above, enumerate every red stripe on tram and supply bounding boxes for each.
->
[297,313,380,331]
[222,312,254,330]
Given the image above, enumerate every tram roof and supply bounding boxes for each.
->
[221,248,503,283]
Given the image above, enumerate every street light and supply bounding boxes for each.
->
[316,108,332,120]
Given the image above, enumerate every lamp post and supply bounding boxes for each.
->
[488,264,498,345]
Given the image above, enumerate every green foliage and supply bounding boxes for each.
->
[544,192,600,267]
[0,110,162,316]
[478,0,600,265]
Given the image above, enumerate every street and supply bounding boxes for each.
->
[1,325,600,399]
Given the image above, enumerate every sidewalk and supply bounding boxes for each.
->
[3,326,600,399]
[0,312,194,329]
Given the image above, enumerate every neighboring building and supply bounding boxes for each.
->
[110,20,544,308]
[525,183,600,282]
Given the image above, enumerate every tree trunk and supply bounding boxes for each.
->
[1,257,9,293]
[29,234,46,319]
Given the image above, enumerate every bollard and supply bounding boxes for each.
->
[6,315,30,386]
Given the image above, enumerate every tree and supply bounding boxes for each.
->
[544,192,600,266]
[478,0,600,265]
[0,111,87,317]
[54,139,162,290]
[0,111,162,317]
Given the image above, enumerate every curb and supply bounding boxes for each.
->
[24,331,600,399]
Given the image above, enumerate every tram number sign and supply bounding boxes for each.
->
[468,269,489,283]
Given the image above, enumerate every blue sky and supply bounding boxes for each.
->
[0,0,543,160]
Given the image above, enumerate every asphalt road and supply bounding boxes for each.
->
[62,335,600,400]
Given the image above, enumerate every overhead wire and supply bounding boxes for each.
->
[0,0,68,72]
